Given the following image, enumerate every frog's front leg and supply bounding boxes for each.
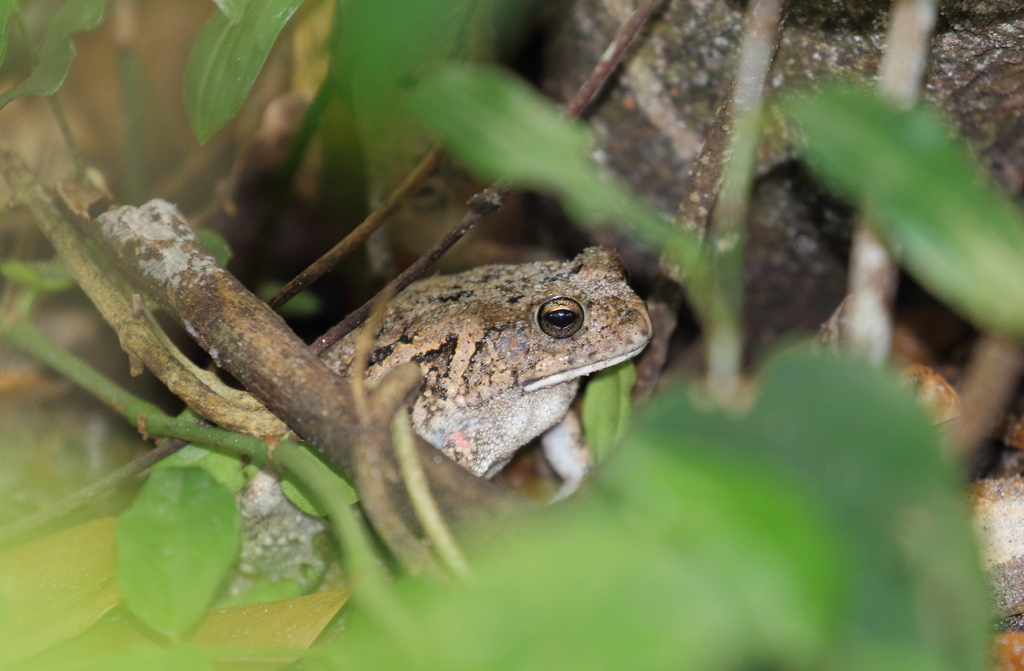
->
[540,410,592,501]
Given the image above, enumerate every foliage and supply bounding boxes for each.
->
[320,351,987,671]
[115,468,241,641]
[0,0,104,112]
[0,259,75,293]
[183,0,305,144]
[581,360,636,462]
[0,0,15,71]
[0,0,1016,670]
[409,63,712,318]
[782,86,1024,338]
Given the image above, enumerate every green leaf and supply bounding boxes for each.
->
[104,643,212,671]
[410,64,710,310]
[0,0,105,112]
[0,258,76,292]
[194,228,232,267]
[0,0,17,71]
[152,443,257,493]
[625,350,990,669]
[323,349,988,671]
[214,0,251,23]
[184,0,304,144]
[581,360,636,462]
[411,65,665,240]
[257,281,323,318]
[327,423,841,670]
[341,0,483,143]
[0,518,119,665]
[782,86,1024,338]
[280,470,328,517]
[116,468,241,640]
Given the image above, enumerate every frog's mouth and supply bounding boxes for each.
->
[520,344,647,392]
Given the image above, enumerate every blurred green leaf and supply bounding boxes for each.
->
[153,443,257,494]
[105,643,212,671]
[783,86,1024,338]
[341,0,480,132]
[0,518,119,666]
[411,66,663,238]
[0,0,16,71]
[214,0,251,23]
[183,0,304,144]
[0,259,75,292]
[22,590,347,667]
[258,281,322,318]
[321,349,988,671]
[581,360,635,462]
[280,471,328,517]
[625,350,990,670]
[116,468,241,640]
[0,0,105,112]
[410,64,709,310]
[194,228,232,267]
[326,440,840,670]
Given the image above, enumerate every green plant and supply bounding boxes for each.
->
[0,0,1014,669]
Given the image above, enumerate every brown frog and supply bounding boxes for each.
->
[322,247,652,483]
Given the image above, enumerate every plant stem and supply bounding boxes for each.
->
[705,0,783,402]
[274,439,416,643]
[312,186,506,352]
[0,319,357,530]
[846,0,936,365]
[392,408,471,578]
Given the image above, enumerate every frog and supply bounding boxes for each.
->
[321,247,652,488]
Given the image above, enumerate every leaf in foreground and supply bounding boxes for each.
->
[581,360,636,462]
[116,468,241,640]
[409,63,709,313]
[411,65,672,246]
[0,518,120,665]
[0,0,105,111]
[104,643,213,671]
[183,0,304,144]
[320,349,987,671]
[19,590,347,667]
[0,0,16,71]
[783,86,1024,338]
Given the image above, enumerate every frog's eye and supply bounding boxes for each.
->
[536,297,585,338]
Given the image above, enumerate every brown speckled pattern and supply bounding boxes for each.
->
[322,247,652,476]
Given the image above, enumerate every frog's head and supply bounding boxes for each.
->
[518,247,652,392]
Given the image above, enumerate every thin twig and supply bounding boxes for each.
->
[392,407,471,578]
[846,0,936,365]
[563,0,663,118]
[312,187,506,353]
[351,284,396,417]
[46,97,86,182]
[955,336,1024,462]
[268,146,445,310]
[705,0,784,402]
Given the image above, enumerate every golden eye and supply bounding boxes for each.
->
[536,297,585,339]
